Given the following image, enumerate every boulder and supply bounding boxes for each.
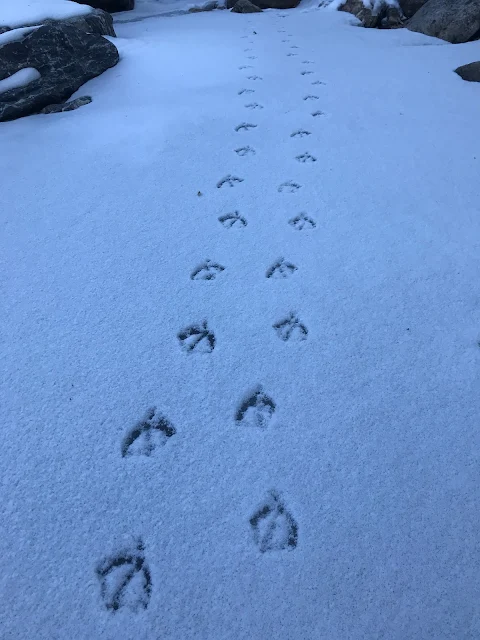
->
[0,24,119,122]
[455,61,480,83]
[231,0,262,10]
[407,0,480,44]
[398,0,427,18]
[0,9,115,37]
[339,0,404,28]
[189,1,219,12]
[72,0,134,12]
[229,0,298,7]
[40,95,93,113]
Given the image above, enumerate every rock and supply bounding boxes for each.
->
[71,0,134,12]
[0,24,119,122]
[40,95,93,113]
[0,9,115,37]
[231,0,262,11]
[252,0,300,7]
[339,0,404,28]
[455,61,480,83]
[189,1,218,12]
[407,0,480,44]
[398,0,427,18]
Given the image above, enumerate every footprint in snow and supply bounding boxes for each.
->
[302,60,314,64]
[266,258,297,279]
[301,70,314,76]
[296,152,316,163]
[245,102,263,110]
[218,211,247,228]
[273,313,308,341]
[235,123,257,132]
[303,95,319,101]
[311,80,326,85]
[122,407,176,458]
[250,491,298,553]
[235,146,256,156]
[247,56,257,60]
[290,45,299,49]
[247,75,262,81]
[238,88,255,95]
[191,259,225,281]
[177,321,215,353]
[96,539,152,612]
[312,110,325,118]
[290,129,311,138]
[288,212,316,230]
[239,65,253,70]
[236,386,276,429]
[278,181,301,193]
[287,53,298,57]
[217,175,244,188]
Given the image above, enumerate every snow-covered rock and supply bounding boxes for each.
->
[335,0,404,28]
[0,0,92,29]
[231,0,262,11]
[407,0,480,44]
[0,24,118,121]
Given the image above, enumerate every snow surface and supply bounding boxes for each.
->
[2,4,480,640]
[0,67,41,94]
[0,0,91,28]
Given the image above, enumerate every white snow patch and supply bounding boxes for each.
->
[0,0,91,29]
[0,67,41,95]
[0,25,41,47]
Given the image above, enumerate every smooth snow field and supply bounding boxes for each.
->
[1,4,480,639]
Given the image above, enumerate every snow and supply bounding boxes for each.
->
[0,0,91,28]
[0,67,41,94]
[0,25,41,46]
[2,4,480,640]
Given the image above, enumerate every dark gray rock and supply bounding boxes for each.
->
[455,61,480,82]
[0,27,11,35]
[399,0,427,18]
[0,24,119,122]
[40,95,93,113]
[252,0,299,7]
[48,9,116,36]
[231,0,262,11]
[72,0,134,12]
[189,1,219,12]
[407,0,480,43]
[339,0,404,28]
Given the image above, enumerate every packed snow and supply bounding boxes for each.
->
[0,0,91,28]
[1,2,480,639]
[0,67,41,94]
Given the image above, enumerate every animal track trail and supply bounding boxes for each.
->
[247,56,257,60]
[217,175,244,188]
[278,181,301,193]
[235,123,257,132]
[218,211,247,228]
[288,212,316,230]
[290,129,311,138]
[236,386,276,429]
[122,407,176,458]
[238,88,255,95]
[273,313,308,342]
[235,145,256,157]
[296,152,317,164]
[303,95,319,101]
[290,45,299,49]
[301,70,314,76]
[191,260,225,281]
[266,258,297,279]
[96,539,152,612]
[302,60,314,64]
[177,321,215,353]
[312,110,326,118]
[250,491,298,553]
[239,65,253,70]
[247,75,262,81]
[286,53,298,57]
[245,102,263,110]
[311,80,326,85]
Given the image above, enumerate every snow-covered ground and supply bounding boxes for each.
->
[2,4,480,639]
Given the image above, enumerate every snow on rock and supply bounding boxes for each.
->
[0,25,41,46]
[0,67,41,95]
[320,0,403,27]
[0,0,92,29]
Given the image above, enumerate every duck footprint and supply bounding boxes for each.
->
[273,313,308,341]
[235,123,257,132]
[191,260,225,280]
[219,211,247,228]
[290,129,311,138]
[288,212,316,230]
[245,102,263,110]
[278,181,301,193]
[122,407,176,458]
[235,145,256,156]
[238,88,255,95]
[177,321,215,353]
[266,258,297,279]
[217,174,244,188]
[96,539,152,612]
[250,491,298,553]
[296,152,316,163]
[236,386,276,429]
